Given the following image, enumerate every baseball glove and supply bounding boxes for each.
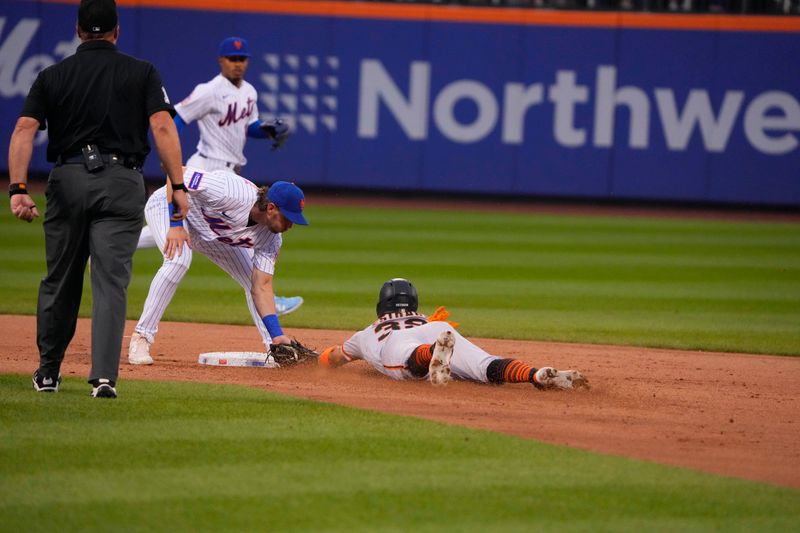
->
[269,339,319,366]
[260,118,291,151]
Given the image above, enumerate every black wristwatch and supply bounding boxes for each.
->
[9,183,29,197]
[172,182,188,192]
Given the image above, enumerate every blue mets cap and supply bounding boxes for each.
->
[218,37,250,58]
[268,181,308,226]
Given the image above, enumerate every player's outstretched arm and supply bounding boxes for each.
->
[319,345,357,368]
[252,267,291,345]
[247,118,290,150]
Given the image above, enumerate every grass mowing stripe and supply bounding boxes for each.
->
[276,261,796,284]
[283,243,799,269]
[297,230,800,251]
[246,277,800,303]
[1,376,798,532]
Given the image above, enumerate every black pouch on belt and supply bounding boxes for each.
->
[81,144,105,172]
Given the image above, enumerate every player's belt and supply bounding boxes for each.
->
[56,153,142,171]
[198,152,240,173]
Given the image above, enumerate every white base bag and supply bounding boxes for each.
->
[197,352,279,368]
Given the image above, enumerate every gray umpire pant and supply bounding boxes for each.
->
[36,162,145,384]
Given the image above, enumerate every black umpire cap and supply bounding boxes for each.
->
[78,0,118,34]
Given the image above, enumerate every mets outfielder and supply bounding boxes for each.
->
[136,35,301,316]
[319,279,589,390]
[128,166,308,365]
[175,36,290,174]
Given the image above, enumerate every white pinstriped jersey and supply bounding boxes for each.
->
[175,74,258,166]
[183,166,282,275]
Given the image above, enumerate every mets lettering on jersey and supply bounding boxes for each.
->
[219,98,256,127]
[200,208,255,248]
[202,208,231,233]
[218,236,255,248]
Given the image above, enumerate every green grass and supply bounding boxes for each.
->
[2,198,799,530]
[1,375,798,532]
[1,195,799,354]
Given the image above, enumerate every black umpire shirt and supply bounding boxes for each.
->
[20,39,175,164]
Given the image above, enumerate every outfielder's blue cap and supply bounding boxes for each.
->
[268,181,308,226]
[218,36,250,58]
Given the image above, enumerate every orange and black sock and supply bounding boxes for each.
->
[486,358,538,384]
[406,344,433,377]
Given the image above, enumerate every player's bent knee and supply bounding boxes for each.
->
[161,255,192,282]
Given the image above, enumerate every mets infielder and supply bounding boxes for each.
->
[128,166,308,365]
[319,279,589,390]
[137,35,301,316]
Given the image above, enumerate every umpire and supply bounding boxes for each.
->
[7,0,190,398]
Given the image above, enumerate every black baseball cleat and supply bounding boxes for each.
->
[32,370,61,392]
[90,379,118,399]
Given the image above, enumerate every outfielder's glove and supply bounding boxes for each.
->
[269,339,319,366]
[260,118,291,151]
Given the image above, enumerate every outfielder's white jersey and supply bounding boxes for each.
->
[183,166,281,275]
[342,310,499,382]
[175,74,259,168]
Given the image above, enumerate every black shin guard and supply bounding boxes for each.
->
[486,358,513,384]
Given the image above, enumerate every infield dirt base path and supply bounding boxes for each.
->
[1,314,798,489]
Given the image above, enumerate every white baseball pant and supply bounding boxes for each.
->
[133,191,273,349]
[138,224,157,249]
[380,322,498,382]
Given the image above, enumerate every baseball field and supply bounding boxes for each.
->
[1,192,799,531]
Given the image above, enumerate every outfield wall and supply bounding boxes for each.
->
[2,1,799,206]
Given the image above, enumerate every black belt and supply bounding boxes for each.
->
[198,152,239,171]
[57,153,142,171]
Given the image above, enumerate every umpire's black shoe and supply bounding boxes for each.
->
[90,379,117,399]
[32,370,61,392]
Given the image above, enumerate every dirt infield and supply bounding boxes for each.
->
[1,314,798,489]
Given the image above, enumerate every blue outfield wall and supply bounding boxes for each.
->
[1,2,799,206]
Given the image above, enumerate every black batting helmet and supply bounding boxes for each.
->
[376,278,418,316]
